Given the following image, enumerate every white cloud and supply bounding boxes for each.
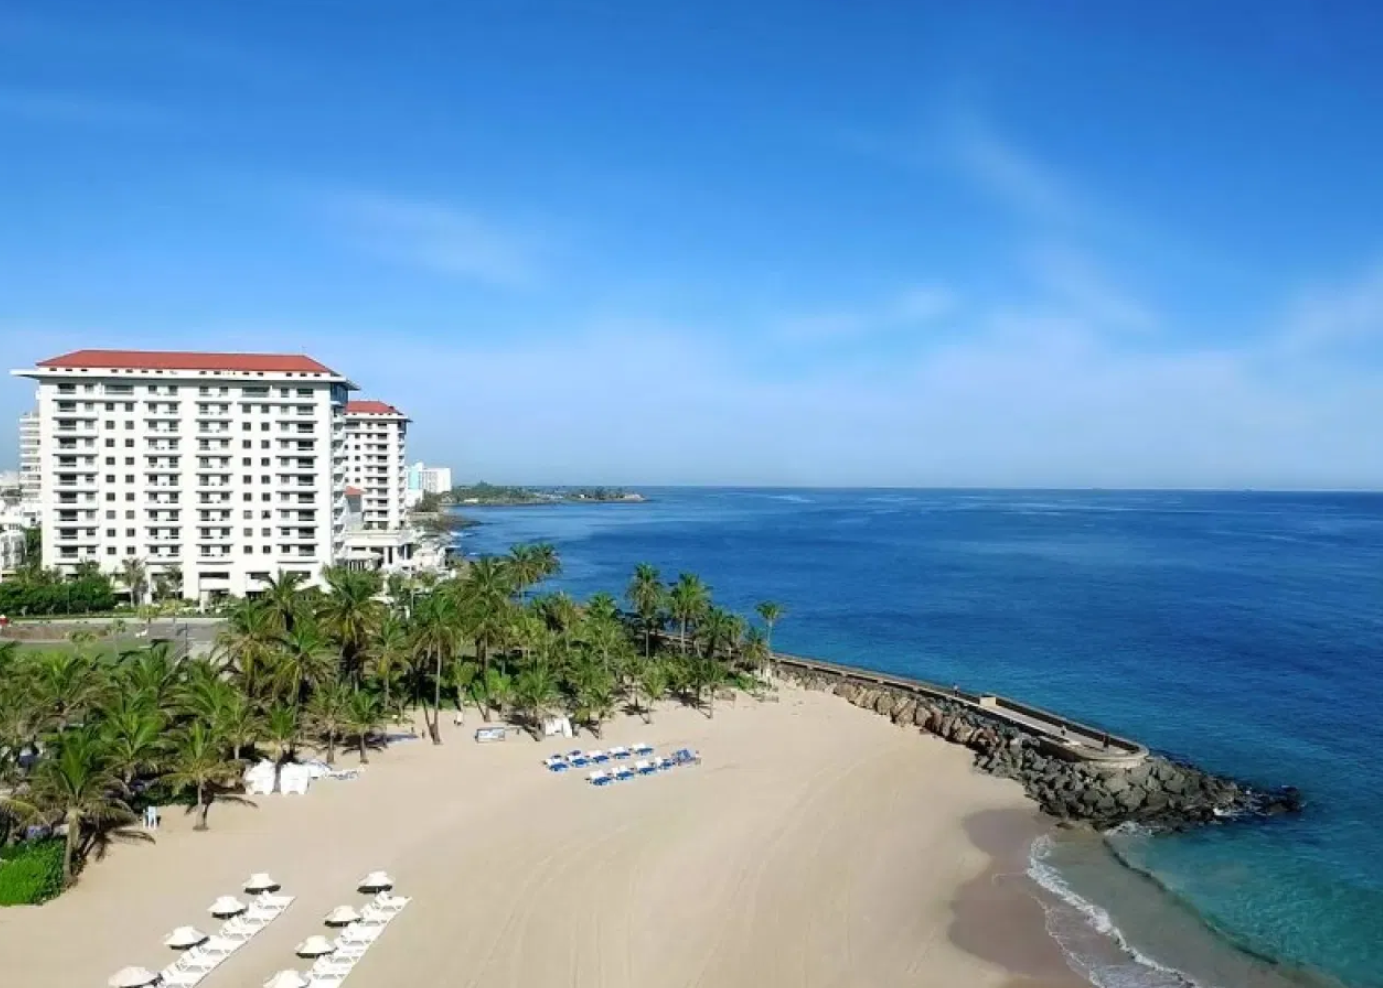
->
[1026,244,1156,332]
[1281,261,1383,352]
[320,192,546,288]
[773,284,956,342]
[948,111,1084,227]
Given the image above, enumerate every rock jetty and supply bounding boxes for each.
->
[781,666,1303,832]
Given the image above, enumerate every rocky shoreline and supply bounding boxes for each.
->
[779,666,1303,832]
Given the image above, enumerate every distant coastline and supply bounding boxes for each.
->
[418,482,647,508]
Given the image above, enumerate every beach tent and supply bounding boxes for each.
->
[244,873,279,893]
[264,971,309,988]
[244,760,277,795]
[108,967,158,988]
[324,905,361,927]
[163,926,209,949]
[357,871,394,892]
[541,715,574,738]
[295,935,335,958]
[279,763,311,795]
[209,895,247,917]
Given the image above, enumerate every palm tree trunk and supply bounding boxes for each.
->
[429,650,443,744]
[195,784,209,830]
[358,736,369,764]
[62,810,79,885]
[326,735,336,765]
[679,618,687,655]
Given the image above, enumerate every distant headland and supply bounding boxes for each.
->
[422,482,647,508]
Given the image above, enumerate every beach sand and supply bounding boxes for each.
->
[1,685,1085,988]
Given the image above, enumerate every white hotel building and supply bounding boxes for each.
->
[11,349,357,602]
[339,399,417,571]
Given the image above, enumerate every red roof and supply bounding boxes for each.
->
[37,349,338,374]
[346,400,406,416]
[344,486,363,497]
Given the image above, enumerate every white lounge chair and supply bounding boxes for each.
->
[588,768,612,787]
[371,892,409,912]
[607,745,631,760]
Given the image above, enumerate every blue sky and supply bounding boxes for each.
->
[2,0,1381,487]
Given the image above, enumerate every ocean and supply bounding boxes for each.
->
[455,489,1383,988]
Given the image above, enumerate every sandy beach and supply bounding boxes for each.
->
[1,685,1083,988]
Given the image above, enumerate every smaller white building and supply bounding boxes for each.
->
[404,461,452,507]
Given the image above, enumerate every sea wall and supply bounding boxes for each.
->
[778,664,1302,832]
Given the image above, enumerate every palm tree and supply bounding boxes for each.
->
[626,563,664,658]
[216,600,281,702]
[740,627,771,678]
[464,664,513,723]
[318,567,384,682]
[568,659,616,738]
[260,570,307,633]
[506,544,543,599]
[755,601,785,656]
[26,727,137,884]
[99,696,166,787]
[341,690,383,764]
[362,613,411,718]
[585,591,620,625]
[635,661,669,724]
[409,591,463,743]
[263,703,301,769]
[152,565,183,602]
[691,656,732,719]
[667,573,710,656]
[120,642,182,709]
[457,558,515,672]
[164,722,243,831]
[119,557,148,606]
[512,663,560,738]
[532,542,561,581]
[28,651,106,733]
[275,621,337,706]
[211,689,264,763]
[306,677,352,765]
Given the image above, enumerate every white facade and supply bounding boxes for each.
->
[343,401,408,532]
[11,350,355,602]
[420,464,452,494]
[18,409,40,523]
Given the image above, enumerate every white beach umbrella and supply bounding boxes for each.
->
[209,895,247,917]
[108,967,159,988]
[324,905,361,927]
[263,970,309,988]
[244,872,279,892]
[295,935,335,958]
[357,870,394,892]
[163,925,209,949]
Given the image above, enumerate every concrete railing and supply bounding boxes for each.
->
[771,651,1148,767]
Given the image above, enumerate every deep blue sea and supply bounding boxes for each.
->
[457,489,1383,988]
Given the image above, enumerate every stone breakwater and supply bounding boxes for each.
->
[780,666,1303,832]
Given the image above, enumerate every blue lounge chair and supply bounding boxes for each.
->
[570,752,590,767]
[588,769,613,787]
[608,745,631,760]
[543,755,569,772]
[589,750,610,764]
[635,759,657,776]
[613,765,635,782]
[631,742,654,756]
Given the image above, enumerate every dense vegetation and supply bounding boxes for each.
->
[0,557,185,618]
[0,547,783,893]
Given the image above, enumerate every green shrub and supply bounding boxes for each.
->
[0,840,65,905]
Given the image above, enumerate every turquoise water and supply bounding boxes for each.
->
[457,489,1383,987]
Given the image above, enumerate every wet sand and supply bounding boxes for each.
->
[0,685,1086,987]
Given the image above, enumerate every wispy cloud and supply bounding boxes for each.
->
[947,110,1084,227]
[321,192,547,289]
[0,88,170,128]
[1026,245,1156,332]
[773,285,956,342]
[1281,260,1383,352]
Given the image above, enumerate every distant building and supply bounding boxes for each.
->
[18,409,40,523]
[341,401,415,571]
[404,461,452,508]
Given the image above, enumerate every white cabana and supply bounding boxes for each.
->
[243,872,279,893]
[357,871,394,892]
[279,763,311,795]
[209,895,247,917]
[294,935,335,958]
[243,759,277,796]
[264,970,309,988]
[324,905,361,927]
[541,715,574,738]
[108,967,158,988]
[163,926,209,949]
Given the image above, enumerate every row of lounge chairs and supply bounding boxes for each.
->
[104,881,295,987]
[543,743,655,771]
[298,884,411,988]
[589,748,701,786]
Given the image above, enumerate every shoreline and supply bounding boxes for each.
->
[0,685,1086,988]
